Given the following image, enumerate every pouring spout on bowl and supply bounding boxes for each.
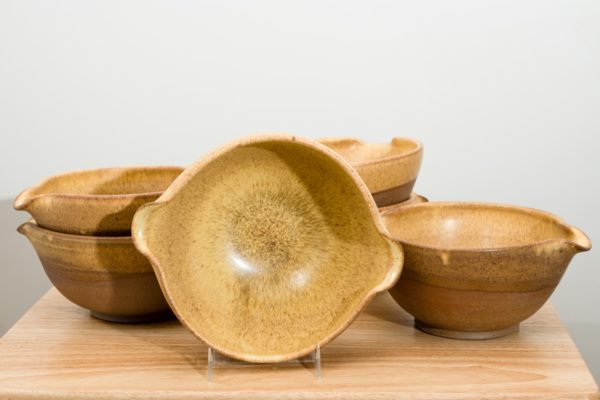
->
[13,188,37,211]
[16,221,32,236]
[566,226,592,253]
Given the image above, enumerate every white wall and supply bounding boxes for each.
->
[1,0,599,379]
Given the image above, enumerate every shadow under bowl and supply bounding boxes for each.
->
[381,202,591,339]
[18,221,172,323]
[319,137,423,207]
[13,166,183,236]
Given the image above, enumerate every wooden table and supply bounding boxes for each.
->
[0,289,597,399]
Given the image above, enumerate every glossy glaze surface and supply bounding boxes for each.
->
[133,135,403,362]
[14,166,183,235]
[382,202,591,339]
[18,221,171,322]
[319,137,423,207]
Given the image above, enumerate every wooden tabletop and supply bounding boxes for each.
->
[0,288,597,400]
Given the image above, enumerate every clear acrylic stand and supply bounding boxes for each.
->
[207,345,322,382]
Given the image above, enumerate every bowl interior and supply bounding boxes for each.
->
[383,203,574,250]
[29,167,182,197]
[138,140,398,361]
[322,138,419,164]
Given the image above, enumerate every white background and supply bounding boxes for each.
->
[1,0,599,380]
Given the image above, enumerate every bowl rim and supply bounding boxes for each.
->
[13,166,184,210]
[318,136,423,167]
[132,133,404,363]
[17,220,133,244]
[377,192,429,213]
[380,201,591,253]
[138,135,395,240]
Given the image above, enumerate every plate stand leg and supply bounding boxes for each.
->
[206,345,322,382]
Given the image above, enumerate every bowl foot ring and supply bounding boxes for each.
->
[91,310,174,324]
[415,320,519,340]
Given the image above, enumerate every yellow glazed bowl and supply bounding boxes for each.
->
[14,166,183,235]
[18,221,171,323]
[319,137,423,207]
[132,134,403,363]
[382,202,591,339]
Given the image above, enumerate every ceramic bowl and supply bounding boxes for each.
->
[381,202,591,339]
[14,166,183,235]
[319,137,423,207]
[18,221,172,323]
[378,192,428,213]
[132,134,403,363]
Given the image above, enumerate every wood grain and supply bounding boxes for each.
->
[0,289,597,399]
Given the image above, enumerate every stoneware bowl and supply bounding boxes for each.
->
[381,202,591,339]
[132,134,403,363]
[378,192,428,213]
[14,166,183,236]
[319,137,423,207]
[18,221,172,323]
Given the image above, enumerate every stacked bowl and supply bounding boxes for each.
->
[319,137,427,211]
[14,166,183,322]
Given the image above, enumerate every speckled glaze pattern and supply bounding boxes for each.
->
[319,137,423,207]
[132,135,403,363]
[378,192,428,213]
[381,202,591,339]
[13,166,183,236]
[18,221,171,322]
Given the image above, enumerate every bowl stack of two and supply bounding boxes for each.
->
[317,138,591,340]
[14,167,183,322]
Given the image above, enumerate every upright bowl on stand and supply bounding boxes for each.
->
[381,202,591,339]
[132,135,403,362]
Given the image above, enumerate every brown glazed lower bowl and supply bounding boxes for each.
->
[381,202,591,339]
[18,221,172,323]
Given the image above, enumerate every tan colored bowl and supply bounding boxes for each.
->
[132,134,403,363]
[18,221,171,323]
[378,192,428,213]
[319,137,423,207]
[381,202,591,339]
[14,166,183,236]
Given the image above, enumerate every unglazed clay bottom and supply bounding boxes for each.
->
[91,310,174,324]
[133,136,403,363]
[415,320,519,340]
